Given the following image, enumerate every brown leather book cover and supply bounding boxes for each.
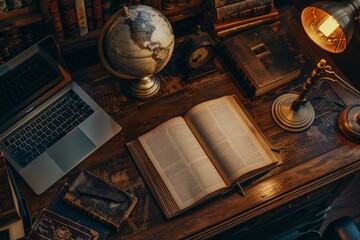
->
[26,209,99,240]
[220,24,302,98]
[92,0,103,29]
[49,0,65,42]
[59,0,79,38]
[63,170,137,232]
[0,153,20,226]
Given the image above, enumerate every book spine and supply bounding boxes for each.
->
[92,0,103,29]
[84,0,95,31]
[214,0,273,18]
[152,0,162,10]
[217,4,272,23]
[214,5,278,31]
[163,0,175,9]
[213,0,243,8]
[74,0,88,36]
[0,157,21,226]
[142,0,152,6]
[102,0,111,23]
[219,41,256,97]
[63,195,121,231]
[3,28,25,57]
[49,0,66,42]
[216,14,279,38]
[59,0,80,38]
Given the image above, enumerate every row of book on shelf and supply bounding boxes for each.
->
[0,22,45,65]
[49,0,185,43]
[202,0,280,38]
[0,151,137,240]
[0,0,35,15]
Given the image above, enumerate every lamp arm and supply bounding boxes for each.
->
[291,59,327,111]
[319,74,360,98]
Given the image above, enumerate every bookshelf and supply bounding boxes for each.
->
[0,0,204,67]
[0,1,47,64]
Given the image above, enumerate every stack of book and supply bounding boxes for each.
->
[203,0,280,38]
[0,153,29,240]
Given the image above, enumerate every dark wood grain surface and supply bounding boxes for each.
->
[15,5,360,240]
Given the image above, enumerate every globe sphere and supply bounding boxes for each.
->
[99,5,175,80]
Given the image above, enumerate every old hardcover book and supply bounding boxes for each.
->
[220,24,302,98]
[59,0,79,38]
[74,0,88,36]
[92,0,103,29]
[26,209,99,240]
[49,0,65,43]
[84,0,95,31]
[0,154,20,226]
[203,4,277,29]
[49,183,111,240]
[207,0,273,22]
[102,0,111,23]
[63,170,137,232]
[0,153,25,240]
[212,0,246,8]
[127,95,281,219]
[215,4,273,24]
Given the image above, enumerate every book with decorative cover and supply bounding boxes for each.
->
[127,95,281,219]
[49,183,111,240]
[220,24,302,98]
[26,209,99,240]
[63,170,137,232]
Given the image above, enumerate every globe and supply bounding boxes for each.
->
[98,5,175,98]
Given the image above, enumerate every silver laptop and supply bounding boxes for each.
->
[0,35,121,195]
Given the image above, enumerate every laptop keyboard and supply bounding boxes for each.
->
[1,90,94,168]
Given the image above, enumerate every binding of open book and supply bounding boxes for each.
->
[127,95,281,219]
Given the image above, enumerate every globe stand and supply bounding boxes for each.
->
[126,75,161,99]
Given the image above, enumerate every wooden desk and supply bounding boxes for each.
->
[16,5,360,240]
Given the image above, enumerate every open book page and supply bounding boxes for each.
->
[184,96,279,185]
[138,117,227,210]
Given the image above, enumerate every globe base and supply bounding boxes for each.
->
[126,75,161,99]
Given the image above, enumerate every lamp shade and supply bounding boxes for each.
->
[301,0,360,53]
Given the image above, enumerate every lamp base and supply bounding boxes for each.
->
[338,104,360,143]
[271,93,315,132]
[126,75,160,99]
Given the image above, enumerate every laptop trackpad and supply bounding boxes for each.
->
[47,128,96,172]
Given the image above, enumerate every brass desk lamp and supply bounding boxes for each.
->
[271,0,360,142]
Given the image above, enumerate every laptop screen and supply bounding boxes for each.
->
[0,36,71,131]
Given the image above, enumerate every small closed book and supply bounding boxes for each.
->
[220,24,302,98]
[63,170,137,232]
[26,209,99,240]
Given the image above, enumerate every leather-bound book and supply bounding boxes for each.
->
[49,0,65,42]
[84,0,95,31]
[219,24,302,98]
[92,0,103,29]
[63,170,137,232]
[59,0,79,38]
[74,0,88,36]
[0,153,20,226]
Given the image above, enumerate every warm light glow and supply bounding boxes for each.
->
[318,16,340,37]
[301,6,347,53]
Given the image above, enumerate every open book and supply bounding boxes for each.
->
[127,96,281,219]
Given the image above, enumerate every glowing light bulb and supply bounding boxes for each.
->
[318,15,340,37]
